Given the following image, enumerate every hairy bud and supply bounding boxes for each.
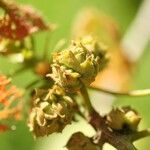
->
[48,36,108,92]
[28,85,75,137]
[106,107,141,132]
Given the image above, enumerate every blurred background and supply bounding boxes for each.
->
[0,0,150,149]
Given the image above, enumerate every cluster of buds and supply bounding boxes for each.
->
[28,35,108,137]
[106,106,141,132]
[48,36,108,92]
[28,85,76,137]
[0,74,23,131]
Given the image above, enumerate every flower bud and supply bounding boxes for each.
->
[28,85,75,137]
[48,36,108,92]
[66,132,99,150]
[106,107,141,132]
[35,61,51,77]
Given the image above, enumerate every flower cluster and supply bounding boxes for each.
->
[48,36,108,92]
[0,0,50,40]
[28,85,75,137]
[0,74,23,131]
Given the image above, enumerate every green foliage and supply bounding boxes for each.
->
[2,0,150,150]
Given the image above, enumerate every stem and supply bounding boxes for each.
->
[87,107,140,150]
[30,36,35,51]
[90,86,150,97]
[79,85,137,150]
[130,129,150,142]
[43,31,51,60]
[25,79,39,90]
[80,84,94,113]
[53,38,66,51]
[102,129,137,150]
[98,141,104,150]
[8,66,27,77]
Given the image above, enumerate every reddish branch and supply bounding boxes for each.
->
[88,110,149,150]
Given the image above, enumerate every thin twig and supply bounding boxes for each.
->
[90,86,150,97]
[8,67,27,77]
[30,36,35,51]
[25,79,39,90]
[43,31,51,60]
[130,129,150,142]
[80,84,94,113]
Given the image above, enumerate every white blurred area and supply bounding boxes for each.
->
[122,0,150,62]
